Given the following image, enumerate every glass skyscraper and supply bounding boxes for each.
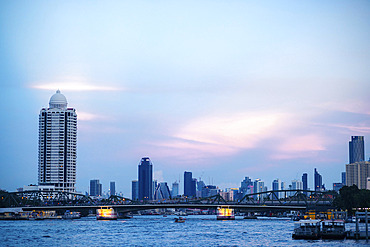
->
[138,157,153,200]
[38,90,77,192]
[314,168,323,191]
[110,181,116,196]
[302,173,308,193]
[90,179,102,196]
[184,171,196,197]
[131,180,139,200]
[349,136,365,163]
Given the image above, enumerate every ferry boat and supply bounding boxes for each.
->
[217,207,235,220]
[96,207,117,220]
[292,220,321,240]
[321,220,346,239]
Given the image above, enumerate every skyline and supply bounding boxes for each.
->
[1,1,370,196]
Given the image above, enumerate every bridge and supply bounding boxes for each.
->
[0,189,336,214]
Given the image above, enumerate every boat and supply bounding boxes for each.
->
[217,207,235,220]
[28,212,44,220]
[62,211,81,219]
[292,220,321,240]
[174,217,185,223]
[321,220,346,239]
[96,207,117,220]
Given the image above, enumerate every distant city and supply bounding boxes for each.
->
[14,91,370,200]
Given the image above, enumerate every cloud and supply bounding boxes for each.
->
[145,112,292,162]
[276,134,326,153]
[30,81,124,91]
[77,111,111,122]
[319,100,370,115]
[148,111,332,163]
[317,123,370,134]
[173,112,285,149]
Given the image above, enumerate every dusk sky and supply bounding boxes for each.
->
[1,1,369,196]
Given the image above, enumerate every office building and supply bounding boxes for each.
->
[110,181,116,196]
[201,185,218,198]
[154,182,171,200]
[240,177,253,195]
[131,180,139,200]
[314,168,323,191]
[272,179,282,199]
[90,179,102,196]
[341,172,346,186]
[138,157,153,200]
[349,136,365,163]
[38,90,77,192]
[291,180,303,190]
[253,179,265,200]
[346,161,370,189]
[171,182,179,198]
[302,173,308,191]
[184,171,196,197]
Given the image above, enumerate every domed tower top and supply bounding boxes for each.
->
[49,90,68,109]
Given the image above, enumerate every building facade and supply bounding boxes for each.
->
[138,157,153,200]
[38,90,77,192]
[171,182,179,198]
[341,172,346,186]
[131,180,139,200]
[110,181,116,196]
[90,179,102,196]
[302,173,308,191]
[154,182,171,200]
[184,171,196,197]
[349,136,365,164]
[314,168,323,191]
[346,161,370,189]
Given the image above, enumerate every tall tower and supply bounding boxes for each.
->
[314,168,322,191]
[138,157,153,200]
[38,90,77,192]
[184,171,196,197]
[349,136,365,163]
[110,181,116,196]
[302,173,308,191]
[131,180,139,200]
[90,179,102,196]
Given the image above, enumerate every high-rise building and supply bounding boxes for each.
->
[346,161,370,189]
[291,180,303,190]
[154,182,171,200]
[197,180,206,192]
[341,172,346,185]
[314,168,323,191]
[184,171,196,197]
[253,179,264,200]
[131,180,139,200]
[272,179,280,191]
[171,182,179,198]
[110,181,116,196]
[90,179,102,196]
[349,136,365,163]
[240,177,253,195]
[302,173,308,194]
[138,157,153,200]
[38,90,77,192]
[272,179,282,199]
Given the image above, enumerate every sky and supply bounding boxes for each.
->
[0,1,370,196]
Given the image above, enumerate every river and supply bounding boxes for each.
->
[0,215,368,246]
